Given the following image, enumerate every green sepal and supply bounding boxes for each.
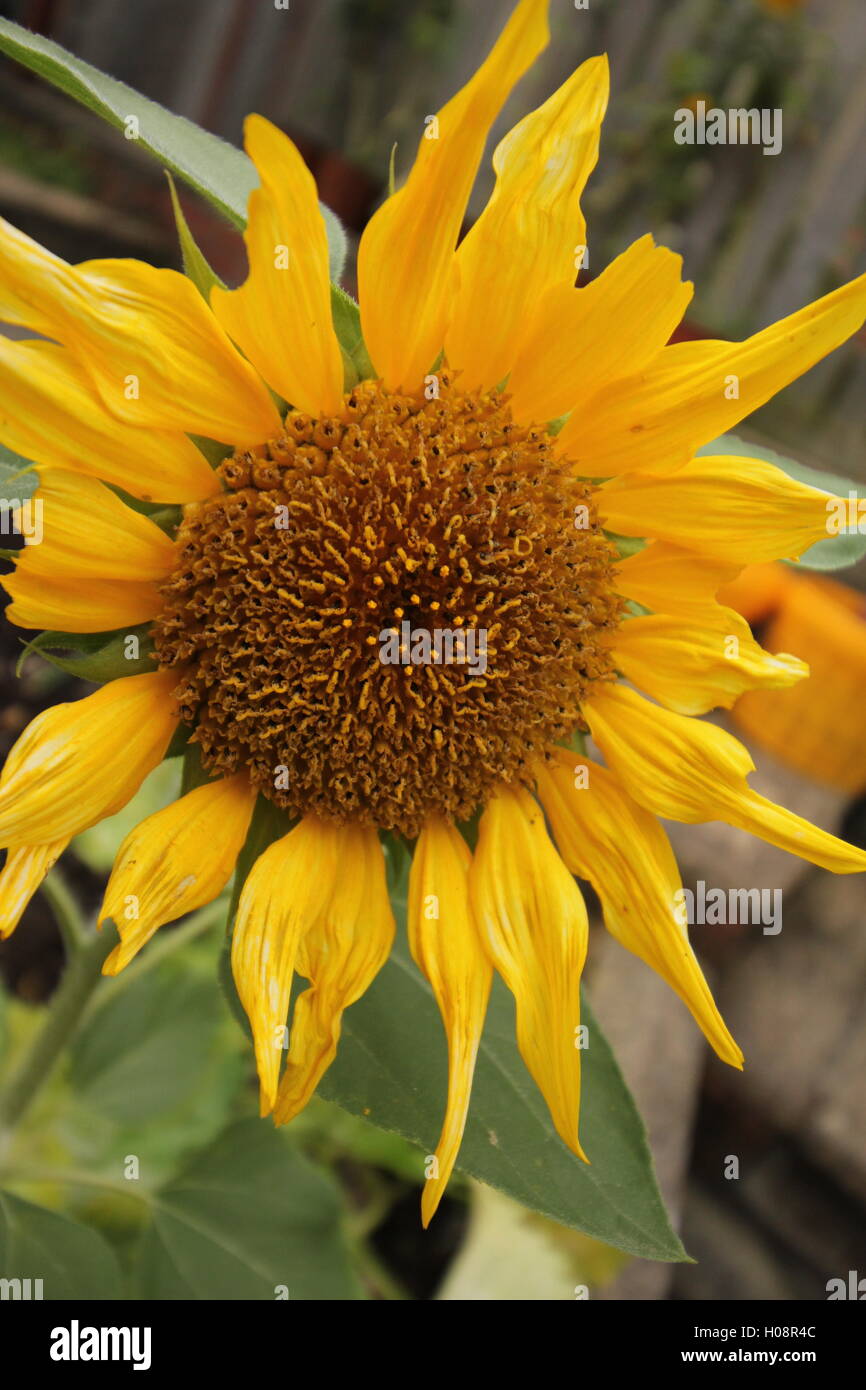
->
[180,739,213,796]
[558,728,588,756]
[165,171,226,301]
[606,531,647,560]
[164,723,192,761]
[16,624,156,682]
[189,435,234,468]
[107,486,182,535]
[0,444,38,503]
[331,284,375,390]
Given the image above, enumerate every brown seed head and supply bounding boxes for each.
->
[153,377,622,835]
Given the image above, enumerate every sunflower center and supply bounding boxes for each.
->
[153,377,622,836]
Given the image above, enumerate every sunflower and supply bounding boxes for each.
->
[1,0,865,1228]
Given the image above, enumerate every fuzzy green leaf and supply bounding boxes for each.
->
[0,18,347,281]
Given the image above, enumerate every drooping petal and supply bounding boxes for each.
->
[584,683,866,873]
[408,817,492,1227]
[507,235,691,423]
[101,774,257,975]
[3,569,162,634]
[613,610,808,715]
[445,55,609,391]
[557,272,866,473]
[0,216,280,444]
[0,337,220,503]
[274,823,395,1124]
[232,816,338,1114]
[0,670,181,846]
[357,0,550,391]
[5,467,174,580]
[210,117,344,418]
[0,839,68,939]
[469,783,588,1157]
[600,455,837,562]
[615,542,740,618]
[2,469,173,632]
[535,751,742,1067]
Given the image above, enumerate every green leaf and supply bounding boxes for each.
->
[69,962,224,1124]
[134,1120,362,1299]
[699,432,866,571]
[0,1190,123,1299]
[318,935,685,1260]
[166,171,225,300]
[331,285,375,389]
[17,624,157,682]
[0,18,347,282]
[220,847,685,1262]
[0,442,38,502]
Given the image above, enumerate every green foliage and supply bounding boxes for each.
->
[0,17,347,281]
[0,1192,122,1299]
[220,843,685,1262]
[69,965,226,1124]
[135,1121,361,1300]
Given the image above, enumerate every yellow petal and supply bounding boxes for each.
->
[101,774,256,975]
[0,337,220,503]
[507,235,691,423]
[445,55,609,391]
[408,817,492,1227]
[3,570,162,634]
[584,683,866,874]
[2,470,175,630]
[469,783,588,1157]
[600,454,837,562]
[232,816,338,1114]
[557,272,866,473]
[615,542,740,618]
[536,751,742,1067]
[0,839,68,939]
[210,117,344,418]
[0,670,181,846]
[23,470,175,579]
[613,610,808,715]
[357,0,550,390]
[0,216,280,445]
[274,823,395,1124]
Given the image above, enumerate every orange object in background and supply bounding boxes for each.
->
[721,566,866,794]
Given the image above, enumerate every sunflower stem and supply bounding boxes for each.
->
[0,924,117,1144]
[78,897,227,1026]
[39,865,91,954]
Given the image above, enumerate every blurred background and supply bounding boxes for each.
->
[1,0,865,1298]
